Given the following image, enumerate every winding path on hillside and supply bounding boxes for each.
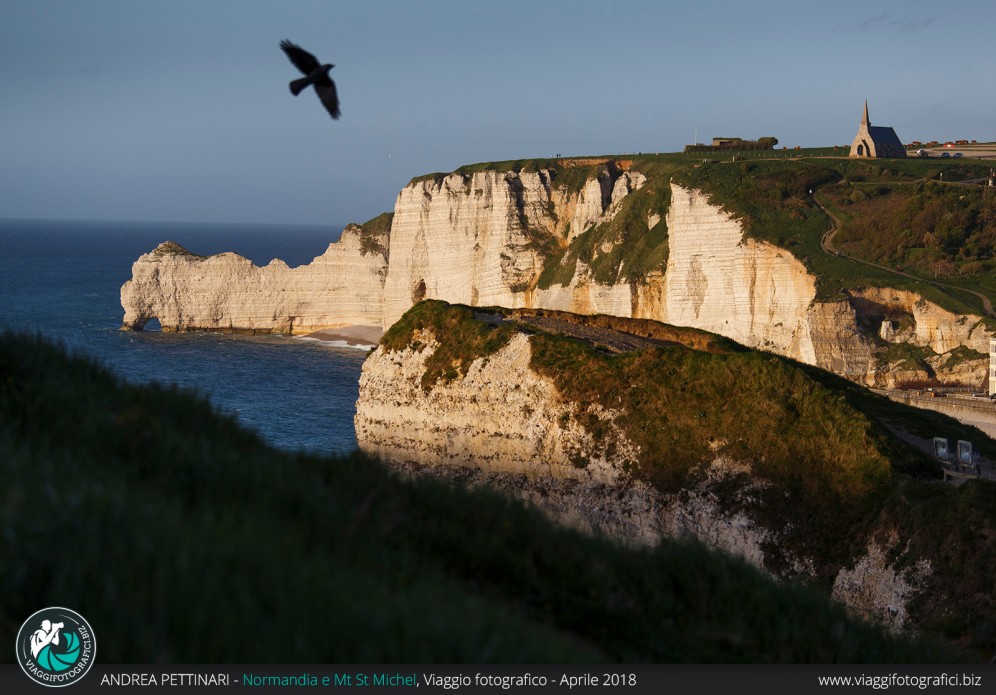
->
[813,192,996,319]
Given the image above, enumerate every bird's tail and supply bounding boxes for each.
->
[289,77,310,96]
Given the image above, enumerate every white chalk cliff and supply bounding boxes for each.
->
[356,331,637,483]
[661,185,821,364]
[120,163,990,383]
[353,320,934,631]
[121,225,387,334]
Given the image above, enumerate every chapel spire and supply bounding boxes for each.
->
[849,99,904,158]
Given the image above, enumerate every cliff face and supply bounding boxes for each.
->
[661,185,821,363]
[356,331,636,483]
[120,163,989,383]
[354,305,995,638]
[381,168,648,326]
[854,287,991,354]
[120,225,387,333]
[355,319,787,568]
[382,171,553,326]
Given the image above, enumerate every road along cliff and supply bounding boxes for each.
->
[121,158,991,387]
[354,301,996,652]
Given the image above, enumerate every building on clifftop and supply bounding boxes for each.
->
[849,100,906,158]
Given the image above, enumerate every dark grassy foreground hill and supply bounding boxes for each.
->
[382,301,996,656]
[0,331,967,663]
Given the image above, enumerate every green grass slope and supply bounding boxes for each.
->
[673,157,995,315]
[0,330,967,663]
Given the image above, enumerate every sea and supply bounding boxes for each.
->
[0,217,369,454]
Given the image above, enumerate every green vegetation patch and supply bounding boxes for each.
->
[537,180,671,289]
[874,341,936,371]
[451,157,620,201]
[673,159,841,245]
[824,178,996,313]
[527,330,906,578]
[938,345,987,372]
[870,341,985,383]
[533,157,691,289]
[380,300,515,390]
[356,212,393,257]
[408,157,613,201]
[835,158,993,184]
[0,329,964,663]
[152,241,204,259]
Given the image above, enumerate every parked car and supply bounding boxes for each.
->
[916,149,929,157]
[941,152,951,158]
[953,152,963,158]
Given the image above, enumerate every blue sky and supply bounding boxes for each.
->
[1,0,993,226]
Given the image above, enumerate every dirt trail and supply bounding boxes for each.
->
[512,314,668,353]
[814,194,995,318]
[475,310,675,353]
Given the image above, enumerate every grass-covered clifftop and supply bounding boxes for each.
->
[402,152,996,319]
[824,176,996,310]
[380,301,996,655]
[673,157,995,315]
[355,211,393,257]
[0,329,970,663]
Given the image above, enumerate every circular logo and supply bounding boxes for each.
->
[16,607,96,687]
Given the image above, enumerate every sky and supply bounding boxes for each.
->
[1,0,994,226]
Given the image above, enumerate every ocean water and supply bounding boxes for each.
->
[0,217,369,454]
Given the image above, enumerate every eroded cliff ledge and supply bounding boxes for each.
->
[121,159,990,385]
[355,301,996,647]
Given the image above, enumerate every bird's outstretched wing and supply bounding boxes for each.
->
[315,82,341,120]
[280,40,321,75]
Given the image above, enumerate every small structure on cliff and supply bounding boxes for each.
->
[849,100,906,158]
[684,136,778,153]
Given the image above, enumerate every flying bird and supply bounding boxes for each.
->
[280,39,340,120]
